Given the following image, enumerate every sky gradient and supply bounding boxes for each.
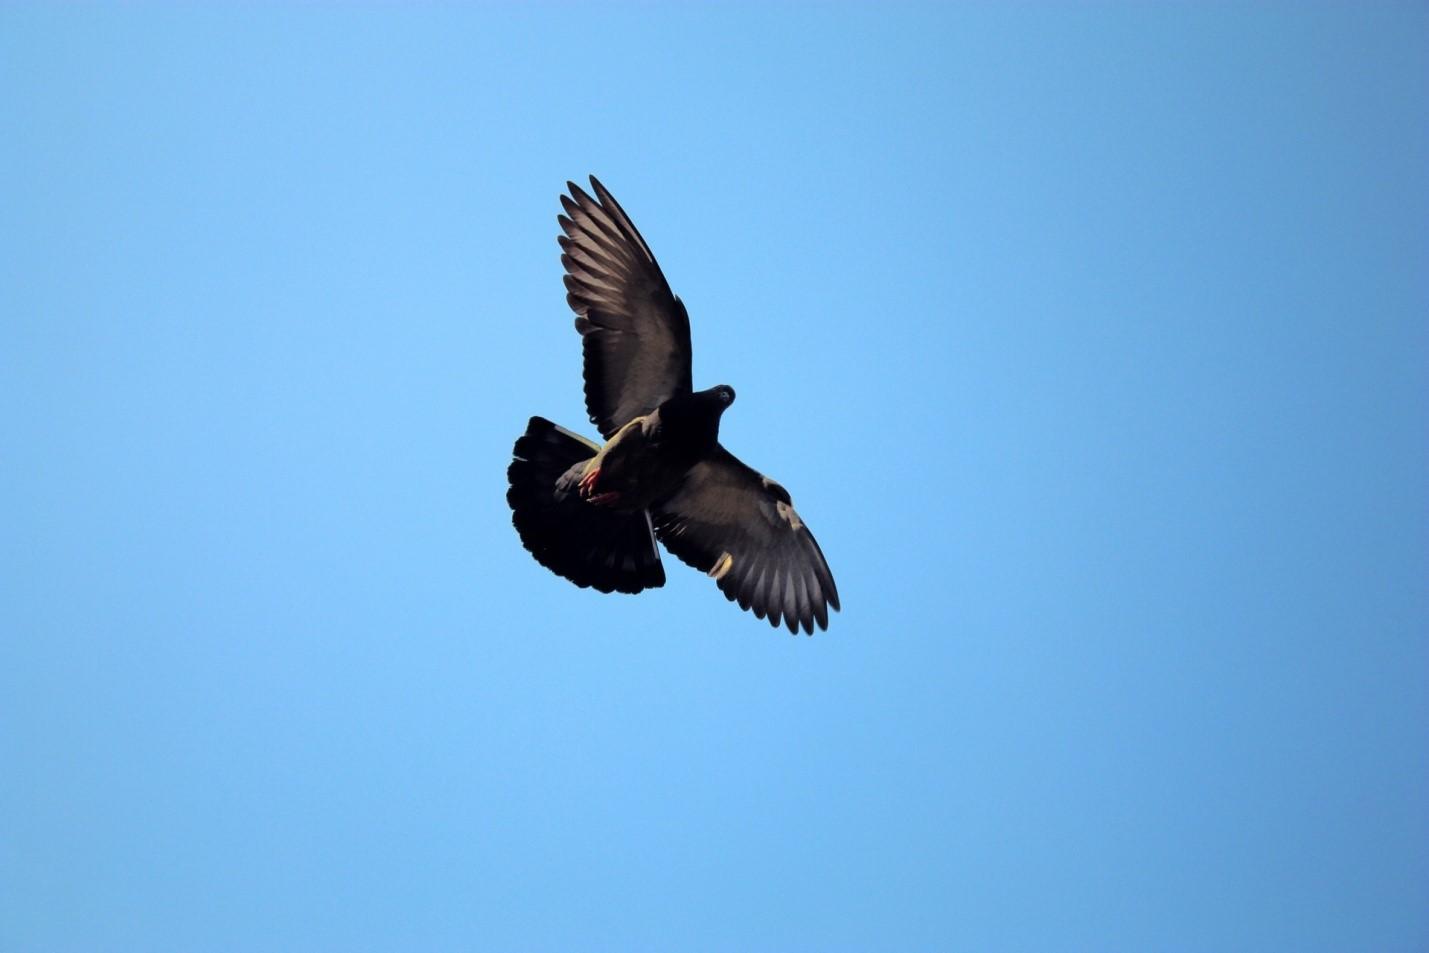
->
[3,4,1426,951]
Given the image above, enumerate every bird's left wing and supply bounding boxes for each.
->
[560,177,693,439]
[653,445,840,634]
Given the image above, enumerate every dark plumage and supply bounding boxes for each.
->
[506,177,839,634]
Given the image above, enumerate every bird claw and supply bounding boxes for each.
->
[578,466,601,498]
[578,467,619,505]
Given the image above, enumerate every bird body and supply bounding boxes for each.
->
[564,386,735,512]
[507,178,839,633]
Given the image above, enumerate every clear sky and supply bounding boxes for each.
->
[2,4,1426,951]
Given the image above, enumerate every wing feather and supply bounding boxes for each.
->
[559,177,692,437]
[653,445,840,634]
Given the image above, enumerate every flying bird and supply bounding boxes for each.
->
[506,177,839,634]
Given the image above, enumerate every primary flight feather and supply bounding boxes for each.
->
[506,177,839,634]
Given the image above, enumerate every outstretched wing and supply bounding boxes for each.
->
[653,445,840,634]
[559,177,693,439]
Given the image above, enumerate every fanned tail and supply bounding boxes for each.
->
[506,416,666,595]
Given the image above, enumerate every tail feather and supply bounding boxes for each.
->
[506,416,665,595]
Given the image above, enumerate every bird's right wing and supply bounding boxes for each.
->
[653,445,840,634]
[560,177,693,439]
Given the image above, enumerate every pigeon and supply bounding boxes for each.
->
[506,177,840,634]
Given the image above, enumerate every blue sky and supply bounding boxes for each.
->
[2,4,1426,951]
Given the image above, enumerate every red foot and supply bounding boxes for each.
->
[587,491,622,506]
[578,466,601,498]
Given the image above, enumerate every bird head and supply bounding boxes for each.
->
[697,385,736,424]
[658,386,737,451]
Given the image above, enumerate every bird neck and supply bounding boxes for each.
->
[654,395,721,460]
